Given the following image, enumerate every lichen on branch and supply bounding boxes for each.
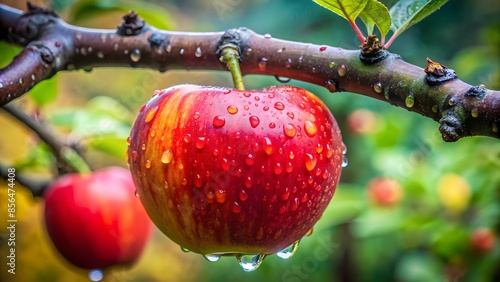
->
[0,3,498,141]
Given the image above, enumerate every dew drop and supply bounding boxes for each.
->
[405,95,415,108]
[319,45,327,51]
[269,122,276,129]
[204,254,221,262]
[274,162,283,175]
[329,61,336,68]
[325,80,336,93]
[195,47,202,58]
[471,108,479,118]
[305,153,317,171]
[289,151,295,160]
[276,241,300,260]
[285,58,292,68]
[249,116,260,128]
[283,123,296,138]
[304,121,317,137]
[134,190,139,197]
[145,160,151,168]
[263,106,270,111]
[166,44,172,53]
[373,82,382,93]
[126,136,131,145]
[150,130,156,137]
[342,155,349,168]
[215,189,227,203]
[184,134,192,143]
[130,49,141,62]
[195,137,206,149]
[141,143,146,151]
[232,201,242,213]
[264,33,272,39]
[287,112,295,119]
[213,115,226,128]
[245,154,255,166]
[131,150,138,161]
[237,254,266,272]
[144,106,159,123]
[239,190,248,201]
[338,64,347,76]
[179,48,185,55]
[227,105,238,114]
[193,112,200,119]
[342,142,347,155]
[181,247,190,253]
[88,269,104,282]
[306,228,314,236]
[263,137,274,155]
[245,47,253,57]
[163,181,169,189]
[258,58,268,71]
[161,150,173,164]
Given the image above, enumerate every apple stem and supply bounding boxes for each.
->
[221,47,245,90]
[60,147,92,174]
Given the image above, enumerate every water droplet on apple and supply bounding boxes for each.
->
[88,269,104,281]
[236,254,266,272]
[181,247,190,253]
[232,201,242,213]
[304,121,317,137]
[215,189,227,203]
[274,102,285,110]
[245,154,255,165]
[239,190,248,201]
[145,160,151,168]
[306,227,314,236]
[258,58,268,71]
[213,115,226,128]
[341,142,347,155]
[130,49,141,62]
[163,181,169,189]
[195,47,202,58]
[161,150,173,164]
[342,155,348,168]
[126,136,131,145]
[274,162,283,175]
[263,137,274,155]
[149,130,156,137]
[144,105,159,123]
[263,106,270,111]
[283,123,296,138]
[249,116,260,128]
[305,153,317,171]
[227,105,238,114]
[195,137,206,149]
[244,176,253,188]
[276,241,300,260]
[193,112,200,119]
[269,122,276,129]
[338,64,347,77]
[131,150,138,161]
[287,112,295,119]
[204,254,221,262]
[373,82,383,93]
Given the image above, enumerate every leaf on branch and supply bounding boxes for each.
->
[29,76,58,107]
[389,0,449,40]
[359,0,391,36]
[313,0,368,23]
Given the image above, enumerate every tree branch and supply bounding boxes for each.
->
[0,4,499,141]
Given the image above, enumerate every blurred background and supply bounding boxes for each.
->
[0,0,499,281]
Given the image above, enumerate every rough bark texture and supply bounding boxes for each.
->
[0,4,499,141]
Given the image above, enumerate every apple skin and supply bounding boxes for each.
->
[44,167,152,270]
[127,84,343,255]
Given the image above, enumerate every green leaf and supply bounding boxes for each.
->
[28,76,58,107]
[359,0,391,36]
[389,0,449,39]
[313,0,369,22]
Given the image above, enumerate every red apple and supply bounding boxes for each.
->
[471,228,497,253]
[366,177,403,207]
[127,84,344,269]
[44,167,152,270]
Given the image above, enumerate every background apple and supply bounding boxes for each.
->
[366,177,404,207]
[44,167,152,270]
[127,84,344,269]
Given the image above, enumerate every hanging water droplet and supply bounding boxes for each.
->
[471,108,479,118]
[130,49,141,62]
[373,82,382,93]
[338,65,347,76]
[276,241,300,260]
[341,142,347,155]
[195,47,202,58]
[204,254,221,262]
[236,254,266,272]
[134,190,139,197]
[258,58,268,71]
[325,80,336,93]
[181,247,190,253]
[161,150,173,164]
[405,95,415,108]
[342,155,349,168]
[88,269,104,282]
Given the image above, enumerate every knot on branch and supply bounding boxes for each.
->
[359,35,388,64]
[11,2,58,44]
[439,109,465,142]
[117,11,145,36]
[465,85,487,98]
[425,57,457,86]
[216,28,243,59]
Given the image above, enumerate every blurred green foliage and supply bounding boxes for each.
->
[0,0,499,281]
